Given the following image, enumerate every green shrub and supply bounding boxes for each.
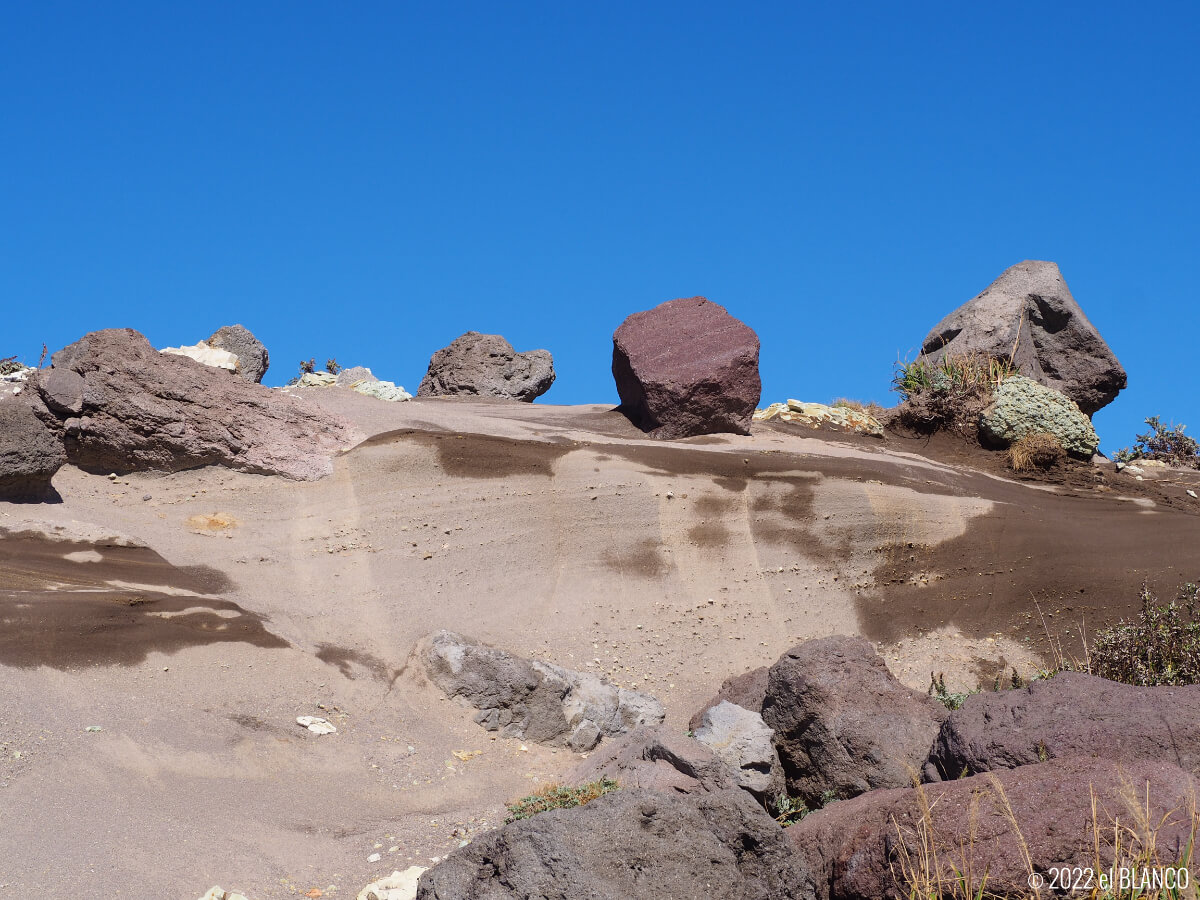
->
[891,353,1016,433]
[0,356,24,376]
[504,777,619,823]
[773,789,837,827]
[1091,583,1200,686]
[1115,416,1200,469]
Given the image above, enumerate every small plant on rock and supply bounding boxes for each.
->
[1115,417,1200,470]
[325,358,342,375]
[772,789,837,827]
[892,352,1016,435]
[298,358,316,375]
[504,777,619,823]
[1007,432,1065,472]
[928,672,977,711]
[0,356,24,375]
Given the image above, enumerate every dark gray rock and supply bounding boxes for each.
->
[761,636,947,804]
[568,726,734,796]
[920,260,1126,415]
[416,787,811,900]
[417,332,554,401]
[38,368,85,416]
[613,296,761,439]
[207,324,269,383]
[925,671,1200,780]
[423,630,664,751]
[0,396,66,502]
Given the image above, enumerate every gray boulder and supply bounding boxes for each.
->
[0,396,66,501]
[416,788,810,900]
[689,665,769,731]
[568,726,734,796]
[925,671,1200,781]
[695,701,784,803]
[979,375,1099,458]
[920,260,1126,415]
[761,636,947,804]
[207,324,269,383]
[423,630,664,751]
[417,332,554,401]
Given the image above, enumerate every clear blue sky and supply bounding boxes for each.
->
[3,3,1197,452]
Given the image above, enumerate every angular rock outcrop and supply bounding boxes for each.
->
[925,671,1200,781]
[920,261,1126,415]
[417,332,554,401]
[695,701,784,803]
[761,636,947,804]
[789,756,1198,900]
[612,297,761,439]
[423,630,664,751]
[0,396,66,501]
[32,329,358,480]
[569,726,734,796]
[689,666,769,731]
[416,788,809,900]
[979,375,1099,458]
[207,324,269,383]
[160,341,239,373]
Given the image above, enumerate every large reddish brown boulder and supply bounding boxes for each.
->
[788,756,1198,900]
[31,329,359,480]
[761,636,947,805]
[926,671,1200,781]
[0,396,66,501]
[612,297,761,439]
[919,261,1126,415]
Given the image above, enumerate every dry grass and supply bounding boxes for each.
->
[1008,433,1065,472]
[892,352,1017,436]
[833,397,888,419]
[504,777,619,823]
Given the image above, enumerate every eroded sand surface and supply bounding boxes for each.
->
[3,395,1199,896]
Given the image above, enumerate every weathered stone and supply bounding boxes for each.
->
[920,260,1126,414]
[358,866,427,900]
[160,341,239,373]
[0,396,66,502]
[37,368,85,416]
[925,671,1200,781]
[568,726,734,796]
[298,371,337,387]
[207,324,269,383]
[979,375,1099,458]
[689,666,769,732]
[335,366,375,386]
[755,401,884,437]
[423,630,664,750]
[418,332,554,401]
[761,636,947,804]
[415,788,809,900]
[34,329,358,480]
[612,297,761,439]
[353,380,411,402]
[695,701,784,803]
[789,756,1198,900]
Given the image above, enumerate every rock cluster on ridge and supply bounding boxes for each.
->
[418,332,555,401]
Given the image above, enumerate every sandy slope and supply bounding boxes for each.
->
[2,393,1198,897]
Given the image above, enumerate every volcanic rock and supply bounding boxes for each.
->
[417,332,554,401]
[422,630,664,751]
[612,297,760,439]
[0,396,66,501]
[207,324,269,383]
[920,261,1126,415]
[689,665,769,731]
[979,375,1099,458]
[694,701,784,803]
[569,726,734,795]
[925,671,1200,780]
[33,329,358,480]
[415,787,809,900]
[160,341,239,373]
[761,636,947,804]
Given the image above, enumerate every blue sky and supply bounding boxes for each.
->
[3,3,1197,452]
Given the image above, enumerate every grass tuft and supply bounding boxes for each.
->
[504,777,619,823]
[1008,433,1065,472]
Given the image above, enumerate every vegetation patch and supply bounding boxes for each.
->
[773,789,837,827]
[892,352,1016,436]
[1007,432,1065,472]
[1090,584,1200,687]
[1116,417,1200,470]
[504,777,619,823]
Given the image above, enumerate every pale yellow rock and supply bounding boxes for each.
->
[754,400,883,437]
[161,341,240,373]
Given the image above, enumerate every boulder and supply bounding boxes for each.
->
[160,341,239,373]
[761,636,947,804]
[694,701,784,803]
[612,297,761,439]
[353,380,411,402]
[920,260,1126,415]
[335,366,376,386]
[357,866,427,900]
[925,671,1200,781]
[423,630,664,751]
[754,400,884,438]
[689,665,769,731]
[415,788,809,900]
[788,756,1198,900]
[568,726,734,796]
[207,324,269,383]
[33,329,359,480]
[979,375,1099,458]
[417,332,554,401]
[0,396,66,502]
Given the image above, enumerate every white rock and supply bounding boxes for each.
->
[1188,490,1198,499]
[357,866,428,900]
[353,380,412,402]
[161,341,240,373]
[298,371,338,387]
[367,852,382,862]
[296,716,337,735]
[197,888,250,900]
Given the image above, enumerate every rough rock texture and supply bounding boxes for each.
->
[979,375,1099,458]
[0,396,66,502]
[612,296,761,439]
[416,788,809,900]
[32,329,359,480]
[417,332,554,402]
[789,756,1198,900]
[357,866,427,900]
[353,380,411,402]
[926,671,1200,781]
[160,341,239,373]
[569,726,734,796]
[335,366,375,386]
[755,400,884,438]
[920,260,1126,415]
[695,701,784,802]
[689,666,769,731]
[423,631,664,751]
[761,636,947,804]
[207,324,269,383]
